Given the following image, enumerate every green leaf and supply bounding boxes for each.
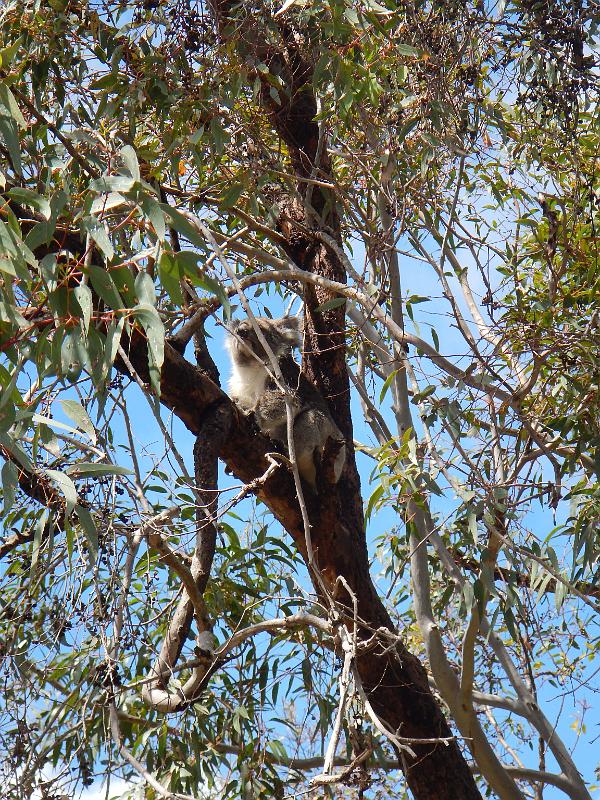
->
[31,413,78,436]
[90,175,136,194]
[364,0,393,12]
[161,205,207,249]
[24,190,67,251]
[110,263,135,301]
[221,182,244,208]
[82,217,114,261]
[301,657,312,690]
[196,273,231,320]
[66,462,132,476]
[75,504,98,564]
[8,187,51,220]
[0,84,26,128]
[379,370,399,403]
[1,459,18,514]
[45,468,78,514]
[30,509,48,579]
[365,483,385,521]
[139,196,166,241]
[134,271,156,306]
[411,385,436,403]
[267,740,289,761]
[170,249,201,276]
[313,296,346,313]
[234,704,249,719]
[395,43,422,57]
[554,578,568,611]
[99,317,125,388]
[91,192,127,215]
[468,511,478,544]
[61,332,82,380]
[25,218,57,251]
[0,433,32,471]
[65,516,74,562]
[90,73,120,90]
[74,283,93,330]
[120,144,140,181]
[133,303,164,395]
[462,580,474,610]
[0,37,23,68]
[515,217,538,229]
[0,116,22,176]
[0,216,36,268]
[158,252,184,306]
[0,256,16,276]
[0,359,24,414]
[396,117,419,142]
[87,264,123,309]
[60,400,97,444]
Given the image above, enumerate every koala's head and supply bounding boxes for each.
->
[227,316,302,365]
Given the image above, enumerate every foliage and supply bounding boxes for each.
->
[0,1,598,799]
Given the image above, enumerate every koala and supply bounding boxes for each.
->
[226,315,346,489]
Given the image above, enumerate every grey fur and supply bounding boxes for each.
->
[226,315,346,488]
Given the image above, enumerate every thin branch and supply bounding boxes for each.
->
[108,703,197,800]
[10,85,100,178]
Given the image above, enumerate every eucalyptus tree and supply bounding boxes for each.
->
[0,1,598,799]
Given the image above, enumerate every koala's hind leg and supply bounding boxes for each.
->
[293,408,341,490]
[295,444,318,489]
[323,436,346,484]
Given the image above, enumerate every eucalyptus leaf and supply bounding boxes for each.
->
[60,400,97,444]
[0,116,22,176]
[8,187,51,220]
[45,468,79,513]
[87,263,123,309]
[66,462,132,476]
[133,303,164,395]
[134,271,156,307]
[74,283,93,330]
[29,509,48,578]
[0,84,26,128]
[120,144,140,181]
[82,218,115,261]
[313,297,346,313]
[75,504,98,564]
[1,459,18,514]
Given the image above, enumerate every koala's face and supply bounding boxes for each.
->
[227,316,301,365]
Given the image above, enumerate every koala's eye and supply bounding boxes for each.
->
[238,326,250,339]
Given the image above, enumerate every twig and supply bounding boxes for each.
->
[108,703,197,800]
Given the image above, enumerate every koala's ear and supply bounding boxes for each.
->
[277,315,303,346]
[229,319,241,333]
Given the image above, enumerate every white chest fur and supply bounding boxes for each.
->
[228,362,268,411]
